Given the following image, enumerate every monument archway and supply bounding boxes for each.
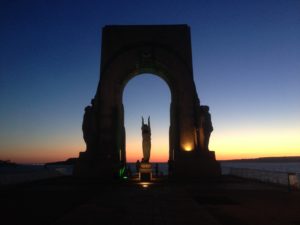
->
[122,74,170,163]
[74,25,220,178]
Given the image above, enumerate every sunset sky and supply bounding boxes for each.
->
[0,0,299,163]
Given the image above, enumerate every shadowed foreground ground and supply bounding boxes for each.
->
[1,176,299,225]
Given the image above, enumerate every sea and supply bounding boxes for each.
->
[221,162,300,174]
[1,162,300,176]
[127,162,300,175]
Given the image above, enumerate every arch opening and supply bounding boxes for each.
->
[123,73,171,166]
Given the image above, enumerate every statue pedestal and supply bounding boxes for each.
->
[73,151,119,179]
[139,162,152,181]
[171,151,221,179]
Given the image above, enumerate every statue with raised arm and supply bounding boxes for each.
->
[141,116,151,162]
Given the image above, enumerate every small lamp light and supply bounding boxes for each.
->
[183,143,193,151]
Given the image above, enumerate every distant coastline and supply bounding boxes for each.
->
[220,156,300,163]
[0,160,16,166]
[2,156,300,166]
[44,158,77,166]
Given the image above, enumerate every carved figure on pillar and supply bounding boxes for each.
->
[199,106,213,151]
[82,99,98,152]
[141,116,151,162]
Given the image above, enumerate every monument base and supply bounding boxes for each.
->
[139,162,152,181]
[171,151,221,179]
[73,152,119,179]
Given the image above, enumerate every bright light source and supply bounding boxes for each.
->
[139,182,151,188]
[183,143,193,151]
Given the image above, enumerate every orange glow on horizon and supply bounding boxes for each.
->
[211,126,300,160]
[2,126,300,164]
[0,145,84,164]
[126,146,169,162]
[126,131,169,162]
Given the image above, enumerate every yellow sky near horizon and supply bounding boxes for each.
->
[1,126,299,164]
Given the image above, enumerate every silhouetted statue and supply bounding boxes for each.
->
[200,106,213,151]
[135,160,140,173]
[82,99,97,152]
[141,116,151,163]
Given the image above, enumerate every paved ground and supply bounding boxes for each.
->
[1,176,300,225]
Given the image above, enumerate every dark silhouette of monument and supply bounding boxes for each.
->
[141,116,151,163]
[82,99,98,153]
[139,116,152,181]
[199,105,213,151]
[73,25,220,178]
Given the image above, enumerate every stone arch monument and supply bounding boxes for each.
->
[73,25,220,178]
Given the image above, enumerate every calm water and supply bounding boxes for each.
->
[0,164,73,175]
[1,162,300,176]
[0,164,45,174]
[221,162,300,173]
[128,162,300,175]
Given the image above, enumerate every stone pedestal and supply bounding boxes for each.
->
[73,152,119,179]
[139,163,152,181]
[171,151,221,179]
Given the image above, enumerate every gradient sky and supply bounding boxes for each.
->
[0,0,299,163]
